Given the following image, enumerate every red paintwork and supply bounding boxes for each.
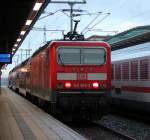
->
[30,41,111,91]
[122,86,150,93]
[30,48,49,90]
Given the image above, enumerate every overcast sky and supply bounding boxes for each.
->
[2,0,150,77]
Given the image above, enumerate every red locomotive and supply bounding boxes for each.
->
[9,40,111,120]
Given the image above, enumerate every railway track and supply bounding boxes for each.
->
[95,122,136,140]
[66,119,137,140]
[110,105,150,124]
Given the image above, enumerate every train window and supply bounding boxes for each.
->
[140,59,149,80]
[57,47,106,65]
[122,62,129,80]
[115,63,121,80]
[82,48,105,65]
[131,60,138,80]
[57,48,81,64]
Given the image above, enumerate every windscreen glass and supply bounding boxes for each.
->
[58,48,80,64]
[57,47,106,65]
[83,48,105,65]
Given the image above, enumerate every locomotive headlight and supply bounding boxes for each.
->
[92,82,99,88]
[65,82,71,88]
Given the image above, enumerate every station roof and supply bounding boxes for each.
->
[0,0,49,69]
[107,25,150,51]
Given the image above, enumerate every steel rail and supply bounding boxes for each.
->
[94,122,137,140]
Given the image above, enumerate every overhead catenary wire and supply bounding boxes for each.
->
[87,28,118,34]
[39,9,62,20]
[77,0,125,34]
[32,27,65,32]
[32,27,66,43]
[81,12,102,34]
[103,9,150,30]
[83,13,111,35]
[89,13,110,29]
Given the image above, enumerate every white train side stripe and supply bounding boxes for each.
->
[57,73,77,80]
[88,73,107,80]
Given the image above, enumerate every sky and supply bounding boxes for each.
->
[2,0,150,77]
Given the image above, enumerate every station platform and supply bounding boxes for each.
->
[0,87,87,140]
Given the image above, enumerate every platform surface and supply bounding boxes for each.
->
[0,88,87,140]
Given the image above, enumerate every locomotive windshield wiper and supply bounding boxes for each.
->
[58,53,64,65]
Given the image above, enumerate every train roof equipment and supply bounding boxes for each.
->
[63,20,85,41]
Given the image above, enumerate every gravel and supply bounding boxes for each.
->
[66,120,127,140]
[98,115,150,140]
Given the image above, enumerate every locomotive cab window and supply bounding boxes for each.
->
[57,47,106,65]
[82,48,105,65]
[58,48,80,64]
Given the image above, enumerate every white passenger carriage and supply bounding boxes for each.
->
[112,42,150,111]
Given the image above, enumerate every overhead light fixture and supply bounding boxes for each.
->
[20,31,26,35]
[12,48,15,51]
[14,44,18,47]
[25,20,32,25]
[33,2,43,11]
[17,38,21,42]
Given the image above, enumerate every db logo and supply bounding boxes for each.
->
[78,73,87,80]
